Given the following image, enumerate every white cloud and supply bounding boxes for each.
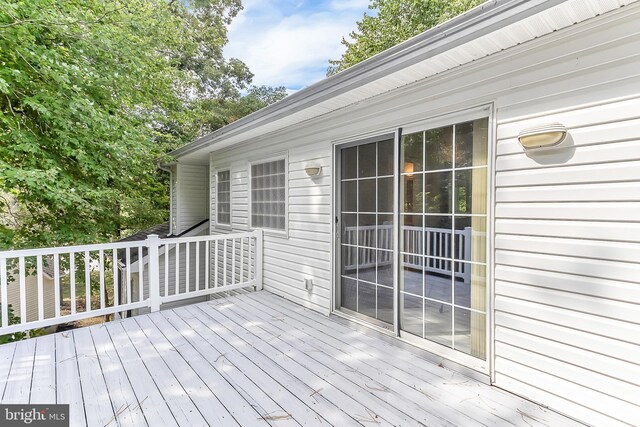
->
[328,0,371,11]
[224,1,368,91]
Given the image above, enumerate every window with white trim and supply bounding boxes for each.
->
[216,170,231,226]
[250,158,286,231]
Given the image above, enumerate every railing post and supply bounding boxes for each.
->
[255,230,263,291]
[147,234,161,312]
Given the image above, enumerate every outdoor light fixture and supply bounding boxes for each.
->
[518,123,567,149]
[304,164,322,176]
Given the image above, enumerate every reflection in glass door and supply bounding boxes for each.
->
[400,118,489,360]
[338,138,395,326]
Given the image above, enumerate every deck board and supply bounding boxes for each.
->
[144,312,271,427]
[180,304,328,426]
[252,292,578,427]
[194,303,382,427]
[0,291,582,427]
[105,321,178,427]
[55,332,86,426]
[89,325,148,427]
[133,315,240,427]
[72,327,115,426]
[3,338,35,404]
[201,301,430,426]
[0,342,16,399]
[227,293,483,426]
[29,334,56,404]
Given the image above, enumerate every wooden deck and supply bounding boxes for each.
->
[0,291,579,426]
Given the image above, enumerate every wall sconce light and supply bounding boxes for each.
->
[304,164,322,177]
[518,123,567,149]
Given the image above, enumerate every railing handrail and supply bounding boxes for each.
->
[0,240,147,259]
[0,231,262,259]
[0,229,264,337]
[162,231,258,245]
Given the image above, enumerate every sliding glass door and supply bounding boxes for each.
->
[337,136,395,327]
[400,117,489,360]
[335,111,489,363]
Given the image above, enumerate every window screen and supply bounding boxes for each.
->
[216,170,231,225]
[251,159,286,230]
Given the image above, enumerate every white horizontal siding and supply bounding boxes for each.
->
[5,275,55,323]
[176,164,209,234]
[171,168,178,234]
[210,146,333,315]
[494,84,640,427]
[188,4,640,425]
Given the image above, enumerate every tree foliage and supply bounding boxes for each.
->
[0,0,285,249]
[328,0,485,75]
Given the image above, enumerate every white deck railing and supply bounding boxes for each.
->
[0,230,263,335]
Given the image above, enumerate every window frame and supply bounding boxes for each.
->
[248,153,289,237]
[214,168,232,230]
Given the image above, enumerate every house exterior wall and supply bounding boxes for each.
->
[171,167,178,234]
[173,164,209,235]
[6,274,56,323]
[195,6,639,426]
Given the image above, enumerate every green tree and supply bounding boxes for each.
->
[0,0,282,250]
[328,0,485,75]
[184,85,288,136]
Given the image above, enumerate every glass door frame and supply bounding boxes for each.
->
[332,131,400,333]
[331,104,494,375]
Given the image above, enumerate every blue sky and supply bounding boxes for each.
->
[224,0,372,93]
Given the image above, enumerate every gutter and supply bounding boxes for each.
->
[170,0,567,159]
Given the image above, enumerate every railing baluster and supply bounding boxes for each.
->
[240,237,244,283]
[99,249,105,309]
[223,239,227,287]
[164,244,169,297]
[84,251,91,312]
[53,254,60,317]
[204,240,210,290]
[18,257,26,323]
[0,258,8,326]
[214,240,219,288]
[37,255,44,321]
[195,241,200,291]
[255,230,263,290]
[232,238,236,285]
[112,249,119,308]
[70,253,76,315]
[138,246,144,302]
[126,248,131,304]
[147,234,161,312]
[249,237,253,282]
[444,234,449,266]
[175,243,180,295]
[185,241,190,293]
